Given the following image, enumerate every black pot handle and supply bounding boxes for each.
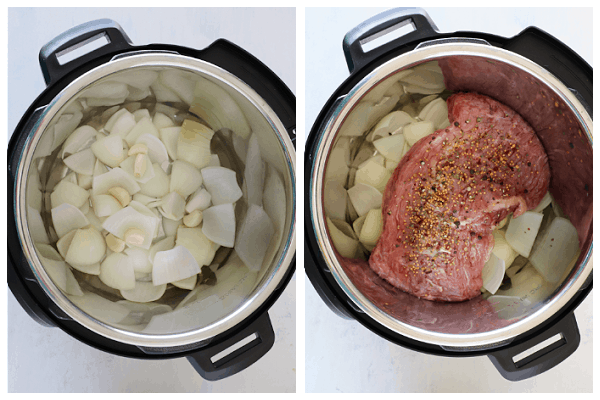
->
[488,311,580,381]
[186,311,275,381]
[343,7,439,74]
[39,19,133,86]
[198,39,296,144]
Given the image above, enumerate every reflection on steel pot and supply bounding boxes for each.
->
[8,19,295,381]
[305,8,591,382]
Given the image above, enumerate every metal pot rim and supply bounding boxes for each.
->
[309,42,592,348]
[15,52,296,347]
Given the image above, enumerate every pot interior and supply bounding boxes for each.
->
[21,59,294,342]
[316,50,592,342]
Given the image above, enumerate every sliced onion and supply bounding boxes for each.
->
[482,253,506,295]
[127,86,151,102]
[153,246,201,285]
[185,188,212,213]
[102,206,158,249]
[208,154,220,167]
[36,243,63,261]
[92,167,141,196]
[65,227,106,266]
[41,257,68,292]
[354,159,392,193]
[159,126,180,160]
[373,134,406,163]
[105,108,128,132]
[367,95,400,130]
[326,216,358,259]
[339,102,372,137]
[403,121,435,146]
[235,204,274,271]
[139,163,170,197]
[82,81,128,100]
[359,208,383,248]
[159,191,186,221]
[172,275,197,290]
[91,135,126,168]
[61,125,97,157]
[162,217,181,238]
[110,69,158,90]
[108,110,136,137]
[56,229,77,259]
[418,98,448,130]
[120,281,166,303]
[177,120,214,169]
[153,112,175,129]
[325,138,351,184]
[93,159,108,177]
[91,194,122,217]
[99,252,136,290]
[77,173,93,190]
[347,183,383,217]
[51,203,90,238]
[176,226,218,267]
[69,292,131,323]
[362,69,413,104]
[149,235,176,265]
[51,180,90,209]
[368,111,414,142]
[51,112,83,151]
[492,230,518,268]
[169,160,203,198]
[400,66,445,91]
[232,133,248,162]
[202,203,236,248]
[150,80,181,103]
[532,191,552,213]
[201,166,243,205]
[122,246,152,274]
[324,180,347,221]
[124,117,160,146]
[190,77,251,139]
[505,211,543,258]
[530,217,579,283]
[160,69,195,105]
[65,267,84,296]
[244,133,264,206]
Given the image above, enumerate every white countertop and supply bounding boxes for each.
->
[7,7,296,393]
[304,7,592,393]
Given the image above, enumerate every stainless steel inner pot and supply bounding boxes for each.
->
[16,52,296,347]
[309,42,592,348]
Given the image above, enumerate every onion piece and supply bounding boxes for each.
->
[92,194,123,217]
[530,217,579,283]
[159,126,180,160]
[91,135,126,168]
[162,217,181,238]
[61,125,97,157]
[51,180,90,209]
[105,108,127,132]
[532,191,552,213]
[324,180,347,221]
[56,229,77,259]
[373,134,406,163]
[235,204,274,271]
[108,110,136,138]
[232,133,248,162]
[65,267,84,296]
[324,139,351,184]
[92,167,141,196]
[202,203,236,247]
[149,236,176,265]
[367,95,400,130]
[41,257,68,292]
[121,281,166,303]
[403,121,435,146]
[82,81,128,100]
[492,230,518,268]
[78,173,93,190]
[244,133,264,206]
[339,102,372,137]
[160,191,186,221]
[102,206,158,249]
[160,69,195,105]
[150,80,181,103]
[172,275,197,290]
[482,253,506,295]
[134,133,169,164]
[326,216,358,259]
[368,111,414,142]
[359,208,383,248]
[354,159,392,193]
[208,154,220,167]
[185,188,212,213]
[153,246,201,285]
[505,211,543,258]
[177,120,214,169]
[201,166,243,205]
[123,247,153,274]
[69,292,131,323]
[51,203,90,238]
[169,160,203,198]
[362,69,413,103]
[347,183,383,217]
[190,77,251,139]
[153,112,175,129]
[176,226,218,267]
[99,252,136,290]
[51,112,83,152]
[36,243,63,261]
[111,69,158,90]
[139,163,170,198]
[28,207,49,244]
[418,98,448,130]
[65,227,106,266]
[124,117,160,146]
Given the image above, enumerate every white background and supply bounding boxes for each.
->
[304,7,593,393]
[7,7,296,393]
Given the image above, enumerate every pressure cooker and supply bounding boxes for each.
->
[8,19,296,381]
[305,8,591,381]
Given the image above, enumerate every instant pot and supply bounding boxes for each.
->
[305,8,592,381]
[8,19,296,381]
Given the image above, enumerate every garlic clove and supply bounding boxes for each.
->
[105,233,126,253]
[102,206,158,250]
[183,209,203,228]
[185,188,212,213]
[92,167,140,197]
[107,186,131,207]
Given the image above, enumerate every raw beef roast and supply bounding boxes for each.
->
[369,92,550,302]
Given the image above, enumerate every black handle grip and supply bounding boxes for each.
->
[488,311,580,381]
[343,8,439,74]
[39,19,133,85]
[186,311,275,381]
[198,39,296,144]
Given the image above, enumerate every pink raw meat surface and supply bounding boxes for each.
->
[368,92,550,302]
